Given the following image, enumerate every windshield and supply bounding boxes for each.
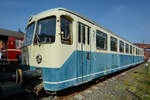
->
[24,23,35,46]
[35,16,56,44]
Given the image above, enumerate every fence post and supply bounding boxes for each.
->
[145,63,148,72]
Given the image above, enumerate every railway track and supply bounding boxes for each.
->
[35,62,145,100]
[2,62,145,100]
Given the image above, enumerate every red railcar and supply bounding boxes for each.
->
[144,50,149,62]
[0,28,24,65]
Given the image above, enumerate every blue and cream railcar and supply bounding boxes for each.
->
[22,8,144,91]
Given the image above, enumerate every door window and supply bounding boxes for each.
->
[78,22,90,45]
[60,16,73,45]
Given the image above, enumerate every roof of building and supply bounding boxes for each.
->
[0,28,24,38]
[135,43,150,49]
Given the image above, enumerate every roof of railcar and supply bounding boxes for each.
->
[0,28,24,38]
[58,8,133,44]
[32,8,142,49]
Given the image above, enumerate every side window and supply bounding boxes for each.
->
[133,47,135,55]
[138,49,139,55]
[136,48,138,55]
[60,15,73,45]
[110,36,117,52]
[119,40,124,53]
[82,24,85,44]
[15,40,23,49]
[130,45,132,54]
[78,23,81,43]
[96,30,107,50]
[125,43,129,53]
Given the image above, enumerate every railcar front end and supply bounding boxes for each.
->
[22,9,78,92]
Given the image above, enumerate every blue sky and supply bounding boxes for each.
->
[0,0,150,43]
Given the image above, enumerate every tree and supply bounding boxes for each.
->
[18,28,23,33]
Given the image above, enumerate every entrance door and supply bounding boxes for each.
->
[77,22,91,83]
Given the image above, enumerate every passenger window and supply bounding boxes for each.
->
[82,25,85,44]
[130,45,132,54]
[125,43,129,53]
[96,30,107,50]
[78,23,81,43]
[110,36,117,52]
[119,40,124,53]
[60,16,73,45]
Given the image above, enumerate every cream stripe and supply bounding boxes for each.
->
[3,49,21,52]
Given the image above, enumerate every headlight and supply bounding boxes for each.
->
[36,54,42,64]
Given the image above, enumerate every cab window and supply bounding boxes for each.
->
[35,16,56,44]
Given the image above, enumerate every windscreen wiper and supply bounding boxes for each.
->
[35,32,41,46]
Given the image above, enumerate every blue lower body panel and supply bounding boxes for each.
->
[30,51,144,91]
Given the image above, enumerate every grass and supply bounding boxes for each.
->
[117,63,150,100]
